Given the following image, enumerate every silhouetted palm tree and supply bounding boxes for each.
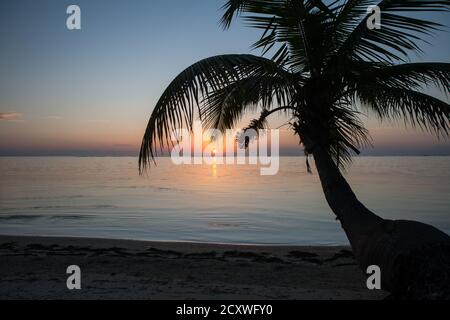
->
[140,0,450,298]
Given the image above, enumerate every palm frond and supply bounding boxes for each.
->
[329,0,450,63]
[364,62,450,92]
[221,0,332,73]
[139,54,288,171]
[355,84,450,136]
[328,104,372,167]
[202,72,298,131]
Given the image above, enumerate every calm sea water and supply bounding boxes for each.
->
[0,157,449,245]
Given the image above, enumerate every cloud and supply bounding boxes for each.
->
[0,112,22,121]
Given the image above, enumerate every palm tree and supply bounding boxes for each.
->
[139,0,450,299]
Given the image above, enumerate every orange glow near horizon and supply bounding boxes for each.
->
[0,115,449,155]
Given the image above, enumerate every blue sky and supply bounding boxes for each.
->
[0,0,449,156]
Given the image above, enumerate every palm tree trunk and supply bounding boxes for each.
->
[311,146,382,255]
[312,145,450,299]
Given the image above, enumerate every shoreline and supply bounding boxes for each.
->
[0,235,388,300]
[0,233,348,247]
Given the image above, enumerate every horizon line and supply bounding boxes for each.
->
[1,154,449,158]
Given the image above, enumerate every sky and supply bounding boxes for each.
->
[0,0,449,156]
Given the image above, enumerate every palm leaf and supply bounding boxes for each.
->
[139,54,288,171]
[355,84,450,136]
[330,0,450,63]
[202,72,298,131]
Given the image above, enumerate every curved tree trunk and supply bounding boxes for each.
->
[312,146,450,299]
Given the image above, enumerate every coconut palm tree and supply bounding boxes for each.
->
[139,0,450,298]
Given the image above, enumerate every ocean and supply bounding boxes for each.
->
[0,156,449,245]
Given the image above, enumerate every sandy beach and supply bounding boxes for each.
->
[0,235,387,300]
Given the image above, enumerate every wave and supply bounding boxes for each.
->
[0,204,118,211]
[0,214,93,221]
